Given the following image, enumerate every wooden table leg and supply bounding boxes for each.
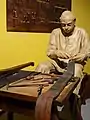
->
[7,112,14,120]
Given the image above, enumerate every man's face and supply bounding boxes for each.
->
[60,19,75,35]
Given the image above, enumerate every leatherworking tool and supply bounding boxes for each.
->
[25,71,41,80]
[8,82,49,88]
[31,78,54,84]
[27,76,57,84]
[25,73,61,84]
[37,85,44,97]
[25,72,61,80]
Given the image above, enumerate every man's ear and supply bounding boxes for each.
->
[73,18,76,26]
[59,18,61,23]
[74,18,76,22]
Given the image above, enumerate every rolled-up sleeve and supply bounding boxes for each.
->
[47,30,57,59]
[80,31,90,57]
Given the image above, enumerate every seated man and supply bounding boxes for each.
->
[35,10,90,95]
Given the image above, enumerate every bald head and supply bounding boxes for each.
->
[60,11,76,35]
[60,10,76,22]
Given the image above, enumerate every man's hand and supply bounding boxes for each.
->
[69,53,86,61]
[56,50,71,58]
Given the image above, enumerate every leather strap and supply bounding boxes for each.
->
[35,61,75,120]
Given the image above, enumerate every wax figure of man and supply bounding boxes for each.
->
[35,10,90,120]
[35,10,90,95]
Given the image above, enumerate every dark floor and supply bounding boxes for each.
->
[0,112,34,120]
[81,99,90,120]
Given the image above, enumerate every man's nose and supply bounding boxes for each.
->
[65,25,68,29]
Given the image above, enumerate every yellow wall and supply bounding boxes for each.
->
[0,0,90,72]
[72,0,90,73]
[0,0,50,70]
